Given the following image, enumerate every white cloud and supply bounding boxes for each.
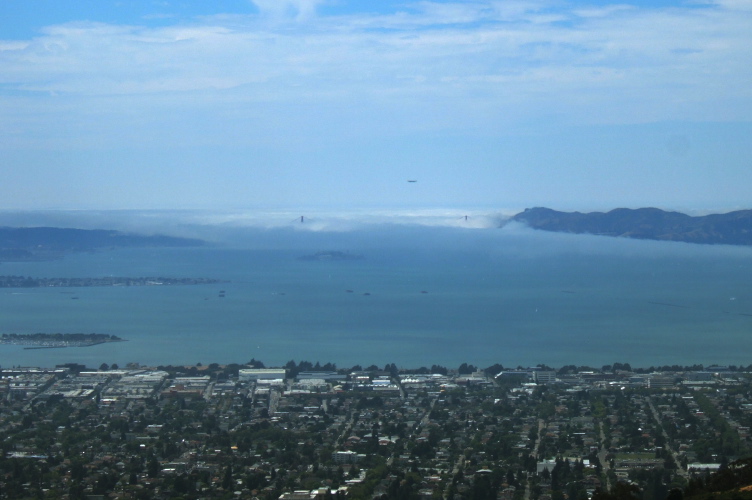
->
[0,0,749,147]
[573,4,635,18]
[250,0,325,20]
[146,207,512,232]
[0,41,30,51]
[710,0,752,10]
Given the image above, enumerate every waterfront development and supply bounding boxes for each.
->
[2,361,751,499]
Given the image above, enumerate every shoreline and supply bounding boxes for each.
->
[2,334,127,349]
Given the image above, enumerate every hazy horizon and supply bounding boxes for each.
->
[0,204,748,238]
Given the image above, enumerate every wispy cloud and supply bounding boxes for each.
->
[250,0,325,21]
[2,0,749,120]
[0,0,750,210]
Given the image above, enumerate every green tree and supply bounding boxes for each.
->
[222,465,233,489]
[147,456,160,478]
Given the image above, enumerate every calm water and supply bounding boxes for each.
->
[1,224,751,370]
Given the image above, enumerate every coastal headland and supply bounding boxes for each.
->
[0,226,204,262]
[513,207,752,245]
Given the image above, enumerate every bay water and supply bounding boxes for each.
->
[1,223,750,370]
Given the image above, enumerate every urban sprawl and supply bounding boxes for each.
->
[2,361,751,500]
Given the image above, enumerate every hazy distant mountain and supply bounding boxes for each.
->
[0,226,203,261]
[512,207,752,245]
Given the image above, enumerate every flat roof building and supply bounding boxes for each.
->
[534,371,557,384]
[239,368,287,381]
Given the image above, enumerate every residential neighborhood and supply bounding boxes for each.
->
[1,361,751,499]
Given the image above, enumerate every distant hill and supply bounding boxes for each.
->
[0,226,204,261]
[511,207,752,246]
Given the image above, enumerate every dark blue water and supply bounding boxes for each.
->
[1,224,750,370]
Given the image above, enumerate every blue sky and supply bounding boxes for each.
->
[1,0,750,212]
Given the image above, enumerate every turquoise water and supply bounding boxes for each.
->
[1,224,751,370]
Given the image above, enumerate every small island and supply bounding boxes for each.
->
[0,333,125,349]
[298,251,364,261]
[0,276,225,288]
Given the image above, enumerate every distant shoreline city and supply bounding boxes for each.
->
[3,358,747,380]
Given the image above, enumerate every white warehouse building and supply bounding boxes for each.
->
[239,368,287,382]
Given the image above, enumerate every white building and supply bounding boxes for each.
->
[332,450,364,464]
[537,459,557,475]
[239,368,286,381]
[533,371,557,384]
